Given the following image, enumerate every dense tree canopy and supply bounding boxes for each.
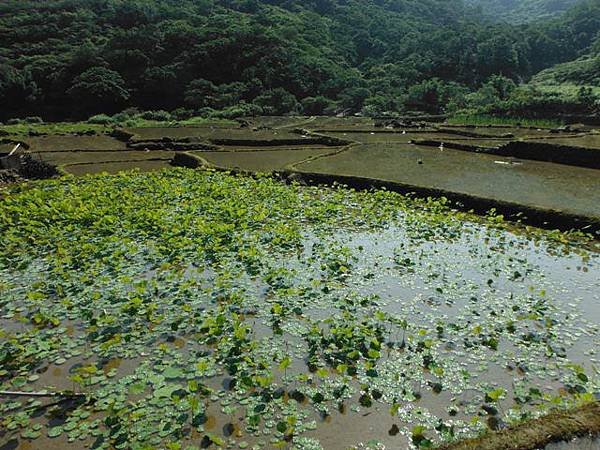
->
[466,0,582,23]
[0,0,598,120]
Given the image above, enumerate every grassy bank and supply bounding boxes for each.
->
[447,114,564,128]
[439,402,600,450]
[0,117,237,137]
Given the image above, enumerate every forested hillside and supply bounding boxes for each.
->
[466,0,581,23]
[532,55,600,87]
[0,0,599,121]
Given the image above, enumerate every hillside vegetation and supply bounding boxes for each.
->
[0,0,599,121]
[531,55,600,87]
[466,0,581,23]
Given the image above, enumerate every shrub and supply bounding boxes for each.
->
[253,88,299,115]
[213,103,263,119]
[172,108,195,120]
[121,107,140,117]
[138,110,173,121]
[111,112,131,123]
[196,107,216,117]
[87,114,115,125]
[2,117,42,125]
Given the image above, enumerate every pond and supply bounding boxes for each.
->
[0,169,598,450]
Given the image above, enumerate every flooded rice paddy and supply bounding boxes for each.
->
[295,143,600,218]
[3,118,599,230]
[0,169,598,449]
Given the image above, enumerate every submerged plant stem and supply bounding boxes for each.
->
[0,390,87,398]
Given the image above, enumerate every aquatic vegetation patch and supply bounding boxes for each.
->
[0,168,598,449]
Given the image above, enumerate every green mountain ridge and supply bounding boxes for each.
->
[0,0,599,120]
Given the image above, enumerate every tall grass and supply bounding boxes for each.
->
[448,114,563,128]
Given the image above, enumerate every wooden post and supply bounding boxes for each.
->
[9,143,21,156]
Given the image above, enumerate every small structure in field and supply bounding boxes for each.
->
[1,143,58,181]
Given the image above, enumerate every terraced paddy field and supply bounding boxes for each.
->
[195,148,339,172]
[437,127,565,139]
[40,151,175,166]
[312,132,444,144]
[1,117,599,232]
[124,127,305,143]
[530,134,600,149]
[294,144,600,219]
[24,136,128,152]
[275,116,374,130]
[0,169,598,450]
[318,132,510,148]
[63,160,172,176]
[0,144,16,154]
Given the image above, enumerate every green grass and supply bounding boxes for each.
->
[178,116,236,127]
[447,114,563,128]
[0,117,237,138]
[531,83,600,98]
[0,122,110,136]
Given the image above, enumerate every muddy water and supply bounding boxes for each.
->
[296,143,600,218]
[63,160,171,175]
[199,148,337,172]
[39,151,175,166]
[288,224,600,448]
[1,196,599,449]
[125,127,301,141]
[530,134,600,149]
[545,437,600,450]
[23,136,127,152]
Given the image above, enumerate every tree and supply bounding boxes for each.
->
[361,95,403,117]
[406,79,468,113]
[67,67,130,116]
[485,75,517,100]
[338,87,371,111]
[0,65,38,120]
[301,96,336,115]
[577,86,597,110]
[141,66,183,110]
[184,79,218,108]
[592,33,600,55]
[0,0,598,119]
[253,88,299,115]
[475,35,522,80]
